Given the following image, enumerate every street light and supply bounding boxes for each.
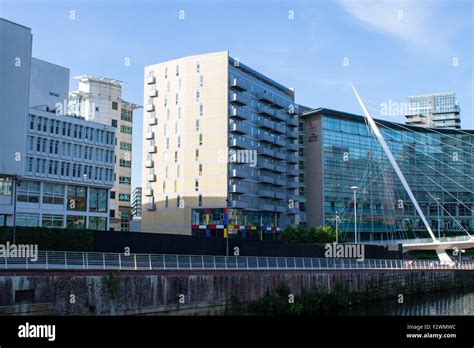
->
[12,175,21,245]
[335,212,340,244]
[351,186,358,244]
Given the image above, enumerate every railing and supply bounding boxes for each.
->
[366,235,473,245]
[1,251,473,271]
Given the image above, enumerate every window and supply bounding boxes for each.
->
[118,193,130,202]
[174,151,178,163]
[120,210,130,231]
[67,185,87,211]
[66,215,86,229]
[198,194,202,207]
[176,64,179,76]
[16,213,39,227]
[88,217,107,230]
[177,195,181,207]
[120,142,132,151]
[119,176,131,185]
[195,149,199,161]
[199,164,203,176]
[110,191,116,199]
[43,183,65,205]
[196,62,200,73]
[119,159,131,168]
[17,181,40,203]
[120,125,132,134]
[195,179,199,192]
[89,188,108,212]
[199,133,203,146]
[195,119,200,131]
[111,119,117,127]
[42,214,63,228]
[121,108,132,122]
[200,75,204,87]
[199,104,204,116]
[110,210,115,218]
[196,91,200,102]
[165,196,169,208]
[173,180,177,192]
[112,101,118,110]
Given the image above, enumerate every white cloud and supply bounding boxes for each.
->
[337,0,450,52]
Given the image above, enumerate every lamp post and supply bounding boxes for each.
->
[335,212,340,244]
[12,175,21,245]
[435,197,441,239]
[225,198,229,257]
[351,186,358,244]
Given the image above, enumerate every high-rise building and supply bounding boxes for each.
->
[0,18,115,229]
[301,108,473,241]
[142,51,299,238]
[132,187,142,219]
[69,76,141,231]
[405,93,461,129]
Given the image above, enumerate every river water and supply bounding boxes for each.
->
[342,286,474,316]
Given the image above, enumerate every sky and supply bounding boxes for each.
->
[1,0,472,190]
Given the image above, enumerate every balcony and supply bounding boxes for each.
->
[275,205,286,213]
[145,160,154,168]
[273,110,287,122]
[229,164,251,178]
[259,174,275,184]
[149,89,158,98]
[287,207,299,215]
[148,117,157,126]
[274,164,286,173]
[257,132,274,144]
[258,203,274,212]
[144,188,154,196]
[257,104,275,117]
[286,168,299,177]
[274,151,286,160]
[258,159,275,171]
[229,92,249,106]
[146,104,155,112]
[229,122,250,134]
[229,106,250,120]
[274,177,286,186]
[229,78,249,91]
[274,137,286,147]
[274,98,290,110]
[145,131,155,140]
[147,174,156,182]
[257,118,275,130]
[230,200,249,209]
[274,123,286,134]
[287,181,299,189]
[146,203,156,211]
[229,137,251,149]
[257,147,275,157]
[286,129,298,139]
[287,143,298,152]
[287,193,299,202]
[274,191,286,200]
[258,189,275,199]
[230,182,250,194]
[287,154,298,164]
[286,117,298,127]
[256,92,275,104]
[146,76,156,84]
[148,145,157,153]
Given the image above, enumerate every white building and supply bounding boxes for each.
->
[0,18,115,229]
[69,76,141,231]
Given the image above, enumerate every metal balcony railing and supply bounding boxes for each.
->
[2,251,472,271]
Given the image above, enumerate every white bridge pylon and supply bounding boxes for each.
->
[350,85,465,265]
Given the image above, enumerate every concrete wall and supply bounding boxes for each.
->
[0,269,472,315]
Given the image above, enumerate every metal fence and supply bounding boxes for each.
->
[1,251,473,271]
[366,235,473,245]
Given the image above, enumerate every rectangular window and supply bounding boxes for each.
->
[120,125,132,134]
[200,75,204,87]
[89,188,108,212]
[111,119,117,127]
[112,101,118,110]
[118,193,130,202]
[199,133,203,146]
[196,62,200,73]
[195,119,200,131]
[195,149,199,161]
[120,142,132,151]
[43,183,65,205]
[88,217,107,231]
[17,181,40,203]
[16,213,39,227]
[119,176,131,185]
[119,159,131,168]
[66,215,86,229]
[67,185,87,211]
[42,214,63,228]
[195,179,199,192]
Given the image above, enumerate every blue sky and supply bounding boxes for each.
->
[1,0,472,190]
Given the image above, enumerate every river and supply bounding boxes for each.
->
[343,286,474,316]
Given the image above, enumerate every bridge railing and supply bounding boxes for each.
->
[366,235,473,245]
[0,251,473,271]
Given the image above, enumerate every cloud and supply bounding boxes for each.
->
[337,0,450,52]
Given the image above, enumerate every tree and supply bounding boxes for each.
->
[280,226,338,244]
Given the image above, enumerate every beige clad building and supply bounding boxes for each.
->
[142,51,300,238]
[69,76,141,231]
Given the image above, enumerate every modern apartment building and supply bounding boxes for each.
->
[142,51,299,237]
[0,18,115,229]
[132,187,142,219]
[301,108,473,241]
[69,76,141,231]
[405,93,461,129]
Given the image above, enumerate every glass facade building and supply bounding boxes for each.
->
[406,93,461,129]
[302,108,473,241]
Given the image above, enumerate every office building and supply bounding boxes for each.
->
[0,18,115,229]
[301,108,473,241]
[406,93,461,129]
[69,76,141,231]
[142,51,299,237]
